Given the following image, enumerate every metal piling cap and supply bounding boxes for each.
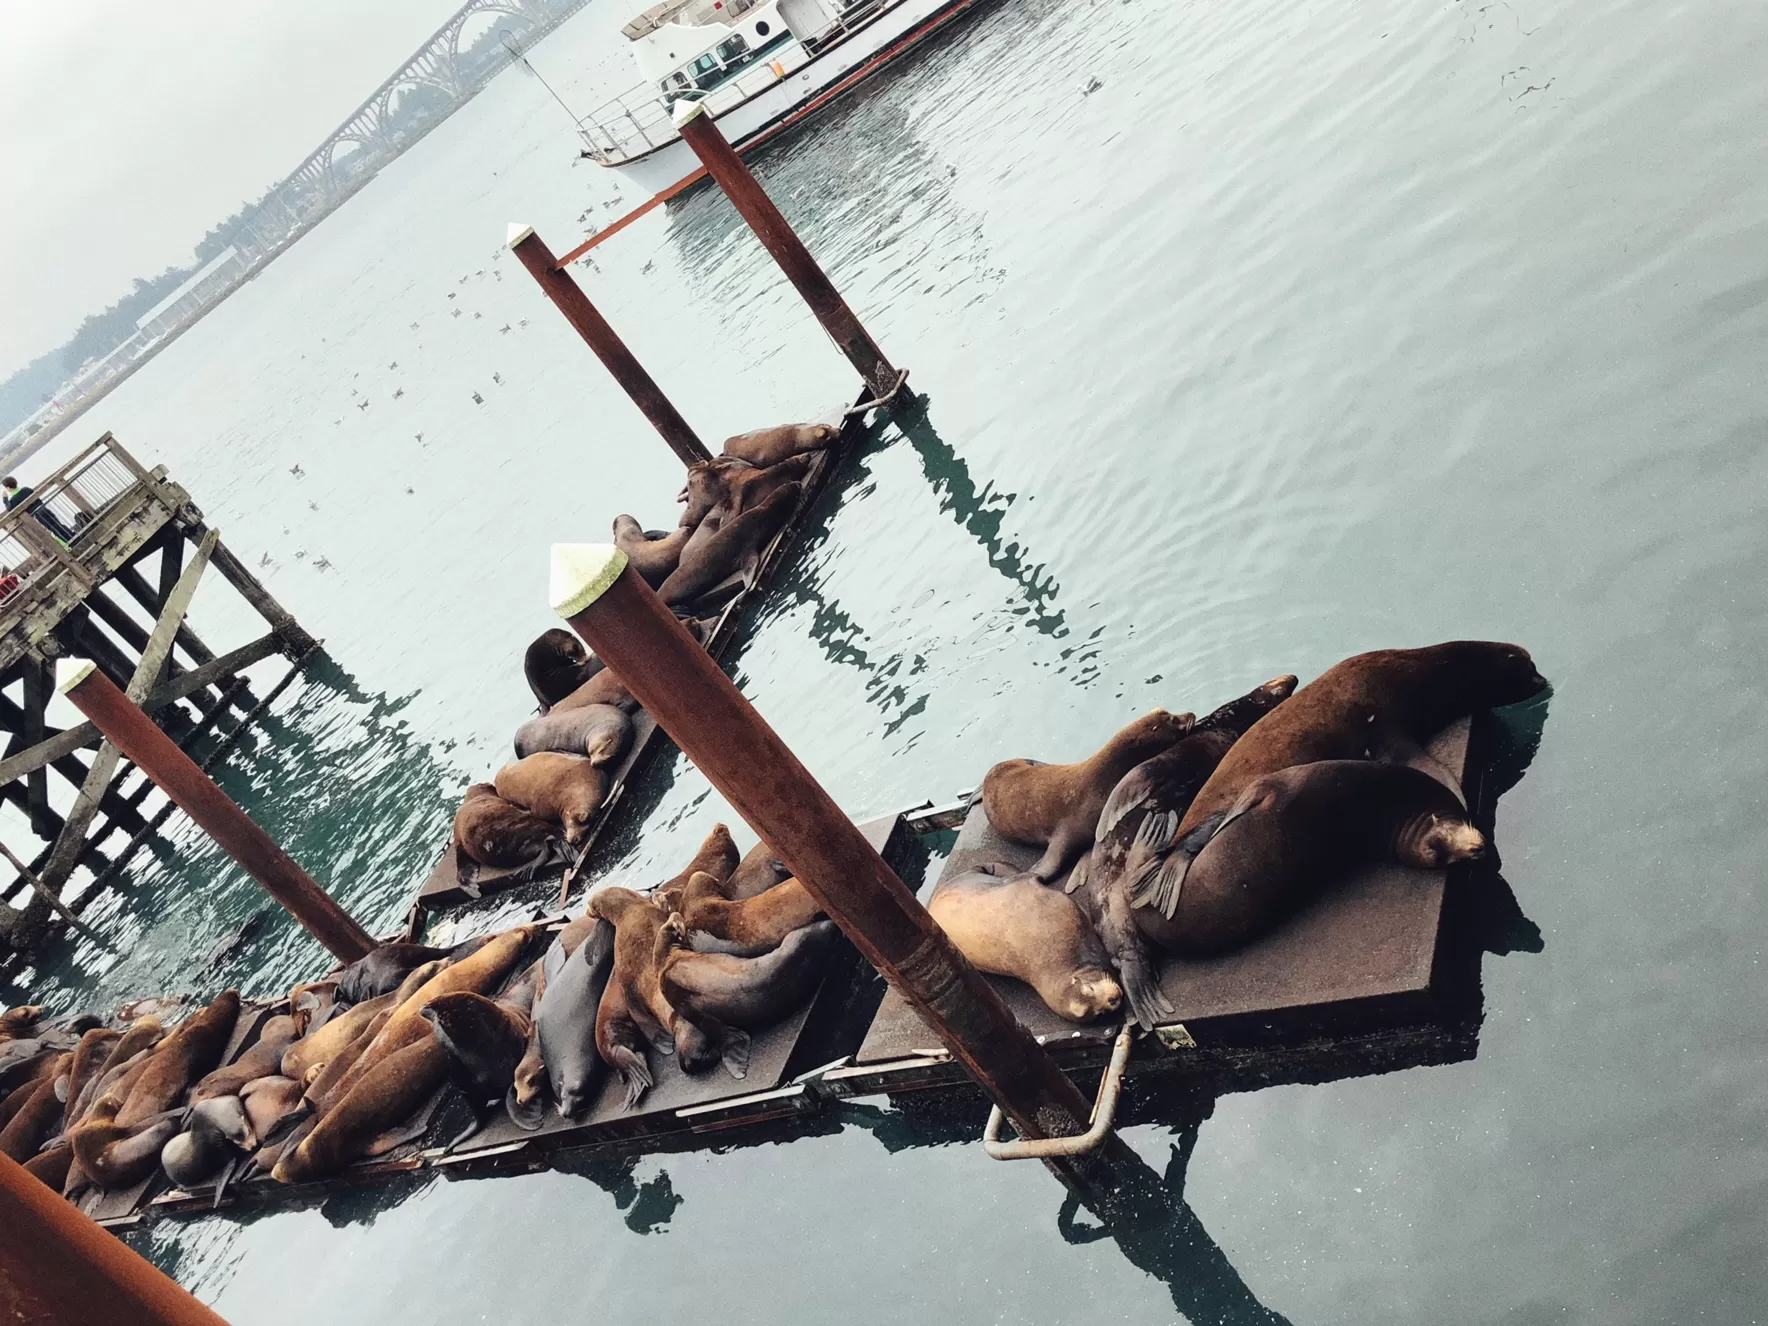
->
[506,222,536,250]
[672,100,708,127]
[550,544,628,618]
[55,659,95,695]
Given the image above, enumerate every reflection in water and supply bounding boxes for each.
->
[560,1151,686,1235]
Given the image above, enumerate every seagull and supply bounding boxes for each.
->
[289,464,304,477]
[258,552,272,568]
[498,324,511,334]
[393,387,404,399]
[389,361,399,370]
[357,399,370,411]
[492,372,502,385]
[471,391,484,405]
[314,557,331,571]
[414,433,424,443]
[308,501,319,511]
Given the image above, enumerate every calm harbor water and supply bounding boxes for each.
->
[10,0,1768,1318]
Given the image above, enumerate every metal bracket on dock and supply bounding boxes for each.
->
[981,1023,1132,1162]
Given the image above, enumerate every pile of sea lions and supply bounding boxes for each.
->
[945,641,1548,1029]
[451,419,839,888]
[2,821,837,1201]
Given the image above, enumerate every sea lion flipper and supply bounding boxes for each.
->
[1063,854,1090,897]
[1096,765,1158,842]
[608,1046,652,1111]
[719,1025,751,1081]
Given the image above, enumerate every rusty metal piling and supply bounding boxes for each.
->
[673,104,904,404]
[508,225,711,466]
[58,661,374,963]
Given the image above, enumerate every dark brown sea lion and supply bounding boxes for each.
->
[1178,641,1548,841]
[613,515,693,588]
[116,990,239,1128]
[452,783,567,879]
[524,628,603,710]
[514,701,633,764]
[658,481,801,609]
[536,919,615,1121]
[928,868,1122,1022]
[722,451,817,516]
[653,823,741,912]
[1137,760,1488,954]
[982,709,1196,883]
[241,1075,307,1141]
[335,942,468,1005]
[726,840,791,901]
[421,992,529,1126]
[0,1039,49,1087]
[272,1032,451,1184]
[495,753,609,844]
[660,918,841,1075]
[190,1015,298,1104]
[0,1048,64,1133]
[69,1094,183,1191]
[0,1005,43,1039]
[548,669,638,714]
[0,1053,72,1160]
[590,887,718,1101]
[678,456,753,527]
[681,871,822,955]
[1072,675,1299,1027]
[721,421,838,468]
[61,1027,122,1123]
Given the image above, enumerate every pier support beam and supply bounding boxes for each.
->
[508,225,711,467]
[674,103,902,404]
[551,545,1094,1150]
[57,662,374,963]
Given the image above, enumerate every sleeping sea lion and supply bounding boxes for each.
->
[0,1053,72,1161]
[513,702,633,765]
[273,1032,451,1184]
[653,823,740,912]
[452,783,567,879]
[297,960,447,1109]
[658,481,802,609]
[190,1015,298,1103]
[495,753,609,844]
[0,1040,48,1087]
[241,1075,307,1142]
[116,990,239,1127]
[161,1096,257,1189]
[929,867,1122,1022]
[0,1005,43,1039]
[660,918,841,1071]
[681,870,822,955]
[335,941,475,1005]
[721,421,838,468]
[61,1027,122,1122]
[726,840,791,900]
[677,456,754,527]
[613,516,692,588]
[719,451,817,516]
[420,992,530,1133]
[280,989,403,1084]
[530,918,615,1122]
[590,888,719,1100]
[982,709,1196,883]
[1138,760,1487,954]
[1072,675,1299,1027]
[524,628,603,709]
[547,669,638,714]
[24,1140,74,1192]
[1178,641,1548,841]
[288,982,339,1037]
[69,1094,184,1191]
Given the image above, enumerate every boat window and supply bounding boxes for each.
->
[693,53,720,73]
[754,19,770,34]
[716,33,749,61]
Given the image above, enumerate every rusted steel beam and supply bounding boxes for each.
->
[0,1151,231,1325]
[552,546,1093,1144]
[673,103,901,403]
[58,661,374,962]
[507,225,711,467]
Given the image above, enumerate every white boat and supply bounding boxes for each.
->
[578,0,994,195]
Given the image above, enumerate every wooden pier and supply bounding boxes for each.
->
[0,435,319,955]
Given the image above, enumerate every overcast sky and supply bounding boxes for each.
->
[0,0,471,373]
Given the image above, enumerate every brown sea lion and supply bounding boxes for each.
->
[681,870,822,955]
[116,990,239,1127]
[721,420,838,468]
[0,1053,72,1160]
[722,451,817,516]
[660,918,841,1076]
[273,1032,451,1184]
[288,982,339,1037]
[335,941,478,1006]
[62,1027,123,1120]
[24,1139,74,1191]
[613,516,693,588]
[69,1093,183,1191]
[495,753,609,844]
[508,959,550,1130]
[191,1015,298,1103]
[1072,675,1299,1027]
[280,988,402,1083]
[1137,760,1487,954]
[548,669,638,714]
[590,888,718,1098]
[726,840,791,901]
[0,1005,43,1039]
[241,1074,307,1141]
[653,823,741,913]
[452,783,566,878]
[296,960,448,1106]
[1178,641,1548,841]
[0,1049,65,1133]
[658,481,801,609]
[982,709,1196,883]
[531,918,615,1122]
[929,868,1122,1022]
[513,702,632,765]
[524,628,603,709]
[421,992,530,1125]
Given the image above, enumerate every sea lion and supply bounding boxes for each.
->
[0,1038,47,1084]
[0,1049,64,1132]
[726,840,791,900]
[508,964,549,1130]
[590,888,718,1100]
[452,783,567,878]
[721,421,838,468]
[191,1015,299,1103]
[1072,675,1300,1027]
[1138,760,1488,954]
[0,1053,72,1161]
[240,1075,307,1141]
[116,990,239,1127]
[297,960,447,1108]
[677,456,754,527]
[288,982,339,1037]
[1178,641,1548,841]
[421,992,530,1137]
[273,1032,451,1184]
[495,753,609,844]
[24,1140,74,1192]
[982,708,1197,883]
[613,516,693,589]
[660,918,840,1069]
[69,1094,183,1191]
[0,1005,43,1039]
[280,989,402,1084]
[335,941,474,1005]
[929,868,1122,1022]
[524,628,603,709]
[681,871,822,955]
[61,1027,123,1123]
[653,823,740,913]
[513,702,633,765]
[161,1096,257,1189]
[658,481,801,609]
[532,919,616,1122]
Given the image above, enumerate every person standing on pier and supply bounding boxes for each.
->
[2,475,74,543]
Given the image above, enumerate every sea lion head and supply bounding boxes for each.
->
[463,782,500,804]
[1055,967,1124,1023]
[288,983,338,1037]
[1435,641,1549,707]
[420,992,525,1081]
[1255,675,1300,706]
[1396,812,1487,867]
[1124,709,1196,750]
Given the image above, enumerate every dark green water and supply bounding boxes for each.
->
[12,0,1767,1317]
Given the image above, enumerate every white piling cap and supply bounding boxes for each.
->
[672,99,707,128]
[506,222,535,249]
[550,544,628,619]
[54,658,94,695]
